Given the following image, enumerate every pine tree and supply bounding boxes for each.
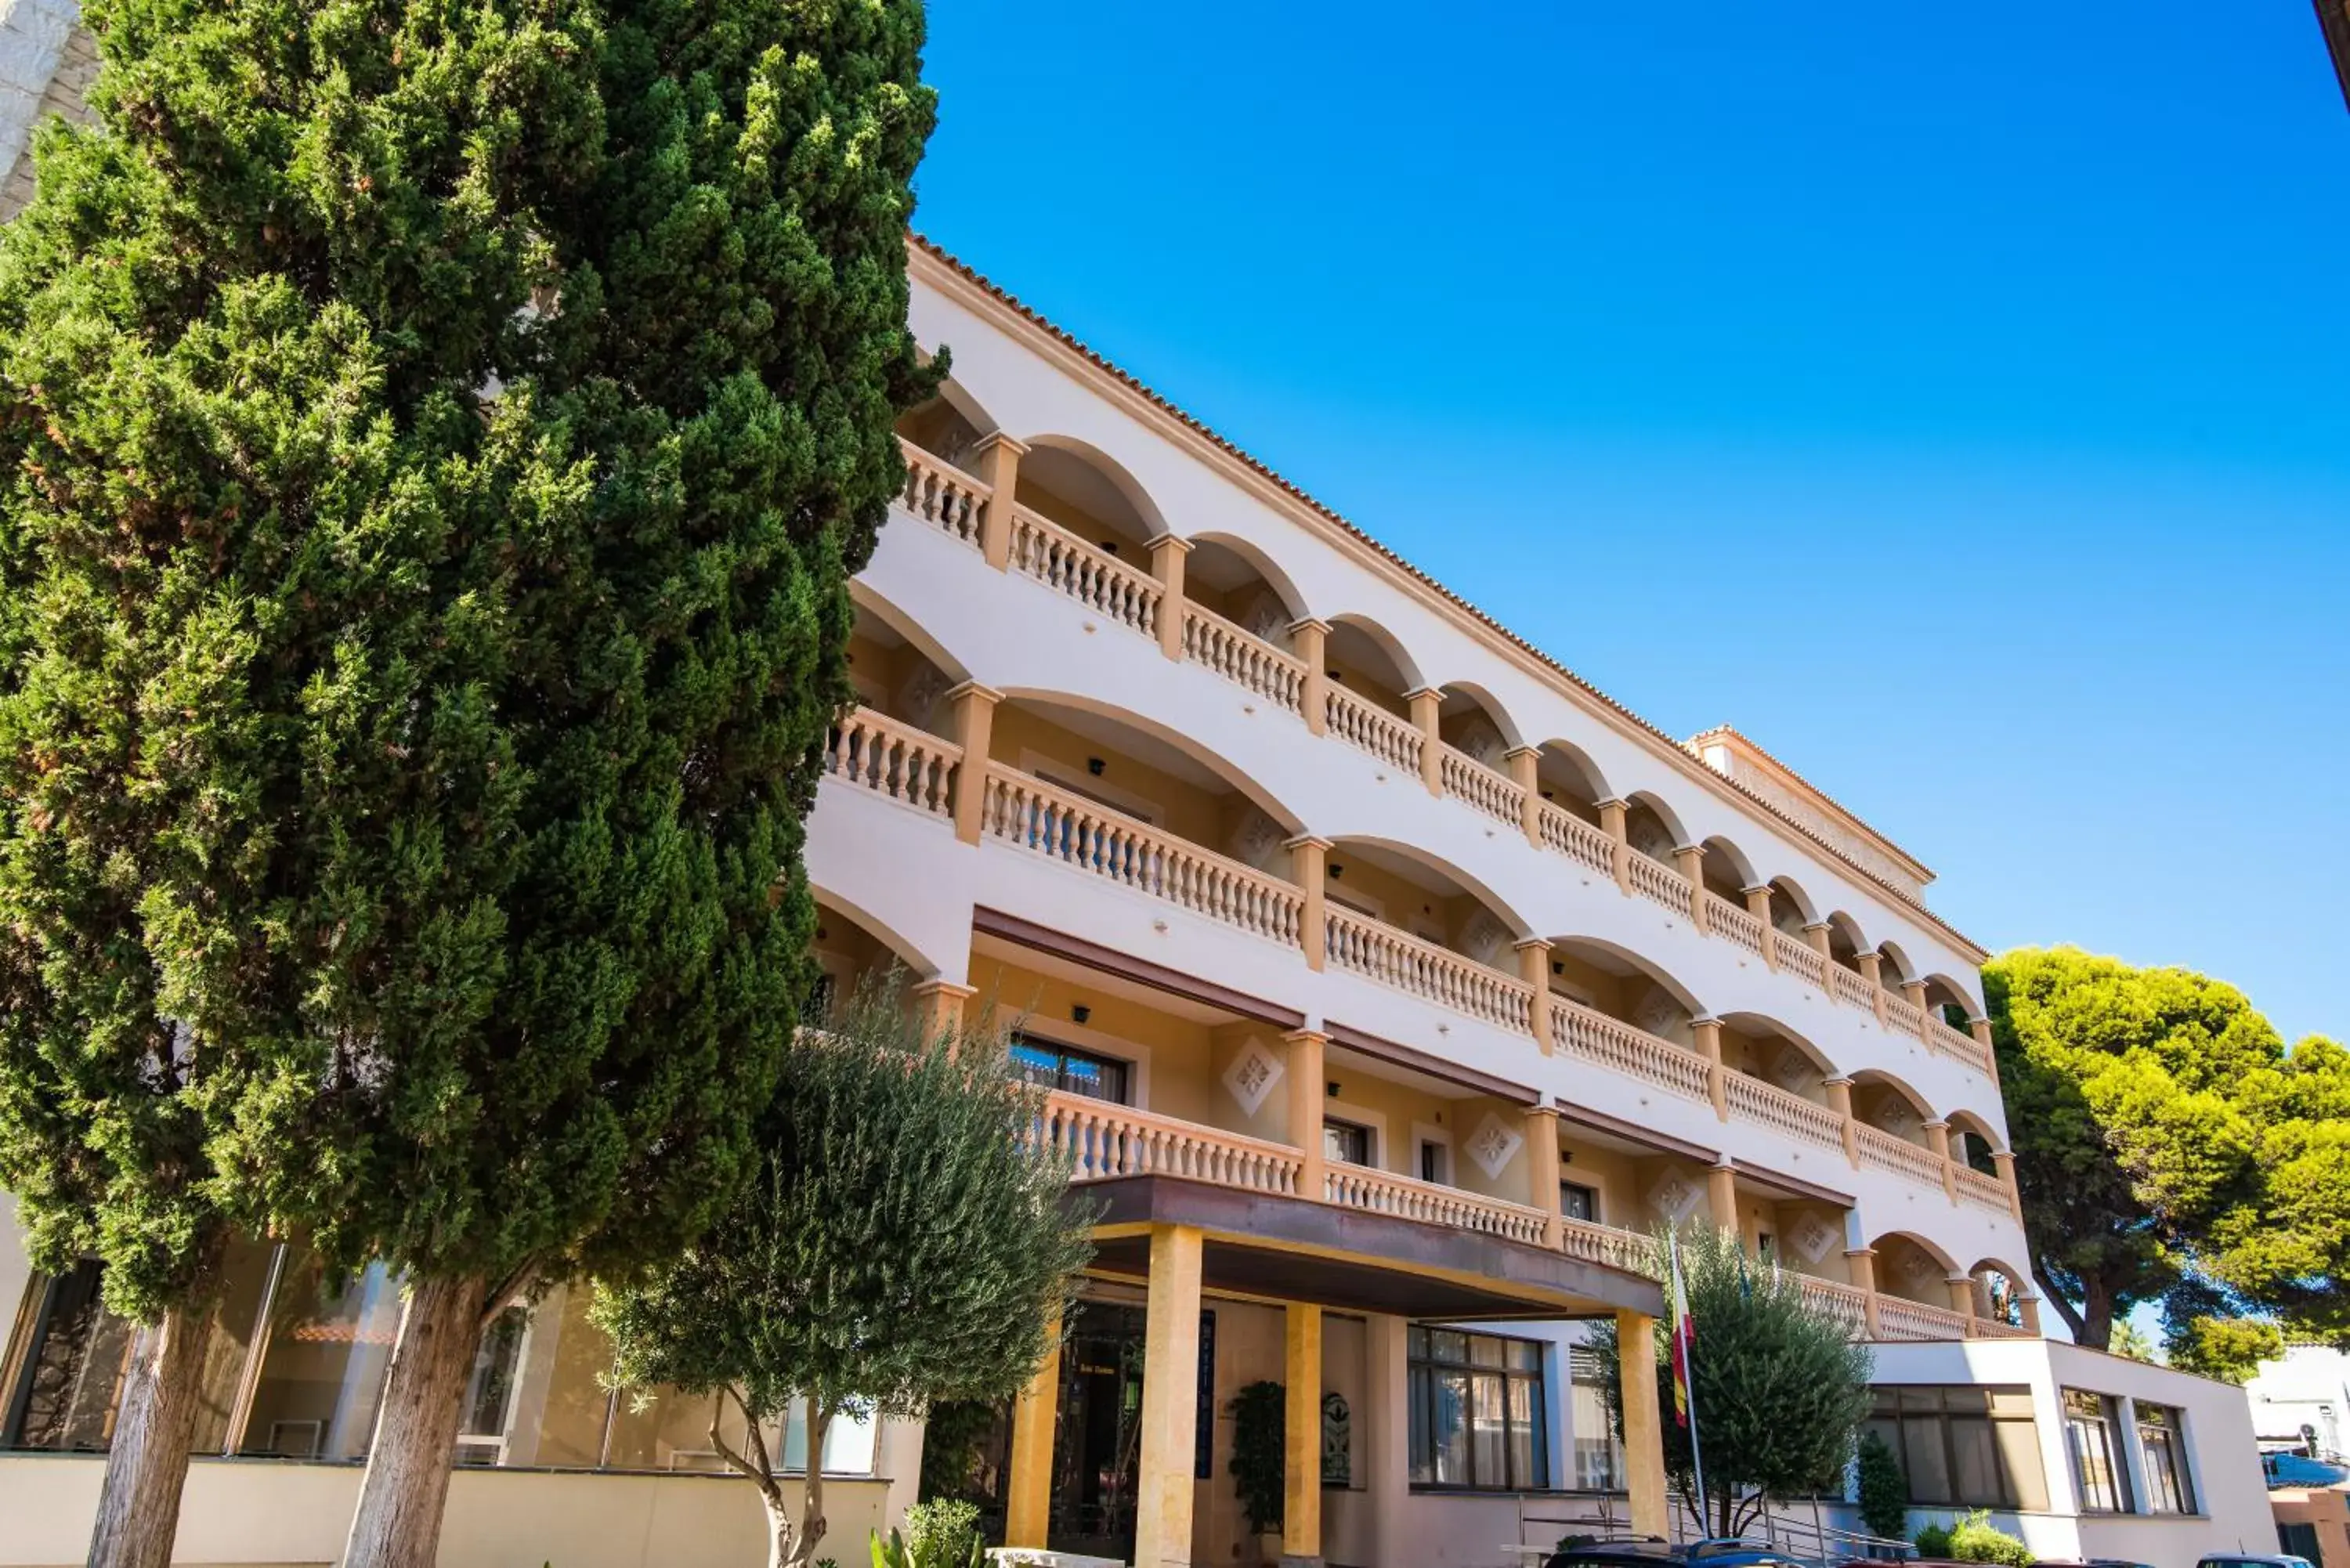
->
[0,2,938,1564]
[595,981,1094,1568]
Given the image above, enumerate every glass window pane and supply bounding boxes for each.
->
[1429,1331,1467,1365]
[1901,1414,1954,1503]
[1994,1415,2049,1512]
[1949,1415,2002,1505]
[1560,1183,1596,1222]
[1469,1335,1504,1367]
[1322,1120,1368,1166]
[454,1307,530,1466]
[2,1261,132,1452]
[1007,1040,1063,1092]
[822,1407,878,1475]
[1407,1326,1430,1359]
[1508,1339,1542,1373]
[503,1285,615,1469]
[1432,1371,1470,1485]
[1506,1375,1538,1489]
[606,1387,727,1472]
[1408,1365,1433,1483]
[1060,1052,1126,1104]
[240,1255,401,1461]
[1470,1373,1506,1487]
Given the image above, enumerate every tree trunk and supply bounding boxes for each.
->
[765,1492,796,1568]
[2079,1278,2113,1351]
[342,1272,490,1568]
[85,1293,219,1568]
[785,1395,832,1568]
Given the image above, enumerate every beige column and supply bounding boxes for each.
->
[1506,745,1542,847]
[1289,836,1330,970]
[1824,1076,1860,1169]
[1901,980,1931,1024]
[1003,1305,1063,1548]
[1744,887,1778,970]
[1804,922,1833,962]
[1692,1017,1728,1122]
[1149,534,1193,661]
[909,978,977,1044]
[1286,1029,1328,1201]
[1945,1274,1979,1321]
[2019,1293,2044,1335]
[1516,938,1554,1053]
[1971,1017,1996,1050]
[971,432,1026,572]
[1599,799,1632,895]
[1136,1224,1206,1568]
[1708,1161,1739,1240]
[1922,1118,1958,1203]
[1615,1310,1669,1537]
[1846,1247,1882,1339]
[1407,688,1443,796]
[1283,1303,1324,1568]
[1292,620,1330,736]
[1856,951,1889,1025]
[1525,1106,1564,1248]
[1991,1149,2025,1223]
[1362,1314,1410,1556]
[947,681,1002,846]
[1672,845,1708,931]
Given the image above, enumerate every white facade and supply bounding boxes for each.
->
[2247,1346,2350,1460]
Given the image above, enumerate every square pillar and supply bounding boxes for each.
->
[1846,1247,1882,1339]
[1003,1306,1063,1548]
[1708,1162,1740,1240]
[1283,1304,1324,1568]
[1945,1274,1979,1324]
[1804,922,1834,961]
[1505,745,1542,847]
[1291,620,1330,735]
[1901,979,1931,1026]
[1525,1106,1564,1248]
[1923,1118,1958,1204]
[1516,938,1554,1053]
[1406,688,1443,796]
[1136,1225,1206,1568]
[947,682,1001,846]
[1692,1017,1728,1122]
[1970,1017,1996,1050]
[1824,1076,1860,1169]
[2018,1292,2044,1335]
[909,978,977,1046]
[1856,952,1889,1025]
[1991,1149,2026,1223]
[1285,1029,1329,1201]
[1672,845,1708,931]
[1598,799,1632,896]
[1149,534,1193,661]
[1362,1314,1410,1559]
[971,432,1026,572]
[1614,1310,1669,1538]
[1743,887,1778,970]
[1289,836,1331,970]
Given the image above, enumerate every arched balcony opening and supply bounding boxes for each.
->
[1433,682,1520,769]
[845,594,965,742]
[1322,615,1420,721]
[1622,793,1687,869]
[1871,1231,1962,1310]
[1947,1111,2004,1176]
[1545,936,1703,1052]
[1180,533,1308,651]
[1324,837,1527,972]
[1714,1013,1835,1106]
[1764,876,1817,942]
[1014,439,1165,562]
[1968,1257,2034,1328]
[892,377,998,472]
[1532,739,1611,828]
[1922,973,1983,1031]
[1698,836,1758,909]
[808,892,942,1023]
[1824,912,1873,975]
[1875,940,1918,993]
[1849,1069,1938,1149]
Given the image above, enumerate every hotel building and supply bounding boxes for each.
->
[0,20,2276,1563]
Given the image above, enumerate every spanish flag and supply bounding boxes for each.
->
[1668,1233,1696,1430]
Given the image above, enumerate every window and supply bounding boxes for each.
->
[2063,1389,2134,1513]
[2137,1402,2196,1515]
[1862,1385,2047,1511]
[1567,1345,1622,1490]
[1407,1326,1548,1491]
[1007,1034,1130,1104]
[1324,1118,1372,1167]
[1559,1182,1598,1224]
[1419,1140,1449,1185]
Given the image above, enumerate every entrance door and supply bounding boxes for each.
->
[1050,1301,1148,1563]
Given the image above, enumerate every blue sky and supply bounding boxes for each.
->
[909,2,2350,1046]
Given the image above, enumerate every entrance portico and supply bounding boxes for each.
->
[1003,1176,1668,1568]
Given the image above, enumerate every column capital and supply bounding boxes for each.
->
[1690,1013,1723,1028]
[1502,743,1542,761]
[1511,935,1553,955]
[1593,796,1630,812]
[1922,1117,1950,1132]
[969,430,1030,459]
[1740,883,1774,898]
[1709,1156,1738,1173]
[1401,685,1444,702]
[908,977,976,1000]
[1287,616,1332,637]
[1822,1074,1854,1087]
[1146,532,1195,556]
[1282,1027,1332,1046]
[943,679,1003,705]
[1522,1103,1561,1122]
[1842,1245,1878,1262]
[1671,842,1705,861]
[1943,1273,1975,1288]
[1802,919,1834,933]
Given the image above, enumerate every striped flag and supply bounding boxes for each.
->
[1668,1234,1696,1430]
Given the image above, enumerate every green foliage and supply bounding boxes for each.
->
[1855,1432,1908,1542]
[1987,948,2350,1352]
[2106,1317,2159,1364]
[1226,1379,1285,1536]
[1593,1226,1873,1539]
[2164,1310,2285,1383]
[899,1499,983,1568]
[1914,1523,1954,1559]
[1947,1510,2033,1566]
[0,0,942,1339]
[916,1398,1003,1505]
[595,979,1093,1554]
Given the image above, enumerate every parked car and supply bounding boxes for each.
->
[1548,1539,1810,1568]
[2196,1555,2316,1568]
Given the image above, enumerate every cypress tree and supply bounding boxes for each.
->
[0,2,937,1564]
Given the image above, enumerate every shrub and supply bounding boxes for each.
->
[1227,1380,1286,1536]
[1856,1432,1908,1541]
[1914,1522,1954,1559]
[901,1499,985,1568]
[1948,1510,2033,1566]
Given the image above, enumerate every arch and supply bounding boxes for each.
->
[1716,1010,1838,1085]
[1624,790,1690,862]
[1698,835,1759,904]
[994,688,1310,836]
[1434,681,1524,763]
[849,580,974,687]
[1969,1255,2032,1291]
[1947,1110,2005,1172]
[1870,1228,1962,1304]
[1823,911,1871,963]
[1967,1255,2034,1324]
[1875,940,1918,987]
[1016,435,1169,549]
[1767,876,1820,926]
[1532,738,1614,816]
[1324,613,1425,711]
[894,374,1001,461]
[809,886,939,981]
[1326,834,1533,944]
[1847,1067,1936,1124]
[1546,934,1709,1021]
[1922,971,1985,1022]
[1183,529,1310,625]
[1945,1108,2002,1149]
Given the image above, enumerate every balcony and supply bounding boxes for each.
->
[891,439,1997,1082]
[820,693,2018,1223]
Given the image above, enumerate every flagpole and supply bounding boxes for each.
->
[1670,1232,1711,1538]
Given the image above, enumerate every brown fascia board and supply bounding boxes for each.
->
[909,236,1988,963]
[2319,0,2350,110]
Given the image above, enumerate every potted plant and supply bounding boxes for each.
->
[1227,1379,1285,1566]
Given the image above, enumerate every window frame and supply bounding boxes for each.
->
[2135,1400,2196,1515]
[1406,1325,1550,1493]
[2062,1388,2135,1514]
[1007,1031,1132,1105]
[1323,1115,1373,1168]
[1863,1383,2045,1512]
[1559,1180,1600,1224]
